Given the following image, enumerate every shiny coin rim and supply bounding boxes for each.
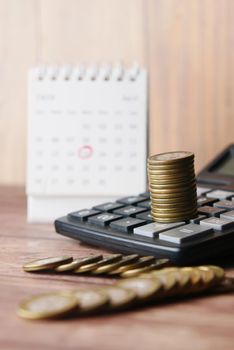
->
[148,151,194,165]
[23,256,73,272]
[75,254,123,274]
[98,286,137,310]
[93,254,140,275]
[70,288,109,313]
[117,277,162,301]
[55,255,103,272]
[17,292,78,320]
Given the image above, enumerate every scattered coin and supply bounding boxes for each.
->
[99,286,137,310]
[75,254,123,274]
[71,289,109,314]
[17,292,78,320]
[23,256,73,272]
[117,277,162,301]
[108,256,156,275]
[55,255,103,272]
[120,259,171,278]
[93,254,140,275]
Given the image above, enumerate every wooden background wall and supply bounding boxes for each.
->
[0,0,233,185]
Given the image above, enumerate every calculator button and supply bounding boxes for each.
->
[113,206,147,217]
[206,190,234,200]
[220,210,234,220]
[200,217,234,231]
[213,200,234,211]
[159,224,213,244]
[117,196,146,205]
[110,218,146,233]
[190,215,207,224]
[93,202,124,212]
[88,213,122,227]
[139,191,150,199]
[137,200,151,209]
[198,206,226,217]
[135,211,154,222]
[196,186,212,197]
[69,209,101,222]
[197,197,218,207]
[133,222,185,238]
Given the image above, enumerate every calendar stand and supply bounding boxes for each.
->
[27,63,148,222]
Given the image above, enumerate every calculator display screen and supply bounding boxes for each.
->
[214,154,234,177]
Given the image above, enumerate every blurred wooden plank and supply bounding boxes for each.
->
[39,0,146,64]
[147,0,234,172]
[0,0,233,184]
[0,0,37,185]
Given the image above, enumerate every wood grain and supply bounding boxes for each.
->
[0,0,233,184]
[0,187,234,350]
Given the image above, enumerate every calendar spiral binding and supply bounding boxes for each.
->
[31,62,142,82]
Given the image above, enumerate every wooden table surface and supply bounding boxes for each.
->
[1,187,234,350]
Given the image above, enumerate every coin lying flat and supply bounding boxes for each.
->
[99,286,137,310]
[149,151,194,164]
[93,254,139,275]
[55,255,103,272]
[71,289,109,314]
[18,292,78,320]
[75,254,123,274]
[117,277,162,301]
[108,256,156,275]
[23,256,73,272]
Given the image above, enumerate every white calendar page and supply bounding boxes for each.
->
[27,64,148,221]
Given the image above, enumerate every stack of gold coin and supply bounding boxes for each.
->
[148,151,197,222]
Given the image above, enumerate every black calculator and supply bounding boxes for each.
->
[55,144,234,264]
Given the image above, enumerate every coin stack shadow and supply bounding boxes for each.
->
[148,151,198,223]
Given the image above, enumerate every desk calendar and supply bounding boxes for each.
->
[27,63,148,222]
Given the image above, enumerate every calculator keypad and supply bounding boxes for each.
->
[61,186,234,259]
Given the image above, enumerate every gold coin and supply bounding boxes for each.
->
[148,171,195,180]
[121,259,171,278]
[147,159,194,169]
[108,256,156,275]
[148,168,195,177]
[149,184,196,195]
[151,209,198,218]
[148,151,194,165]
[180,267,202,294]
[149,180,196,190]
[151,201,197,209]
[55,255,103,272]
[151,205,197,213]
[23,256,73,272]
[140,271,177,299]
[150,195,197,204]
[148,176,196,185]
[17,292,78,320]
[204,265,225,281]
[75,254,123,274]
[197,266,216,285]
[117,277,162,301]
[71,289,109,314]
[99,286,136,310]
[93,254,139,274]
[149,189,197,198]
